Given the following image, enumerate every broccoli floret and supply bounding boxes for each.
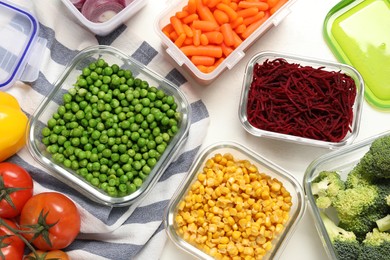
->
[359,135,390,180]
[358,229,390,260]
[320,212,361,260]
[376,214,390,232]
[333,186,379,220]
[312,171,345,209]
[387,194,390,207]
[339,211,384,241]
[345,163,373,189]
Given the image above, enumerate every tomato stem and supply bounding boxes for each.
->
[0,218,39,258]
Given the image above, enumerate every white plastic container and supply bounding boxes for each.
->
[0,0,47,91]
[155,0,297,85]
[61,0,148,36]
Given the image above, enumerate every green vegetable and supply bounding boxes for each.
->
[358,229,390,260]
[359,135,390,180]
[41,59,181,197]
[320,212,361,260]
[311,171,345,209]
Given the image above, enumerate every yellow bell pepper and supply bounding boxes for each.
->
[0,91,28,162]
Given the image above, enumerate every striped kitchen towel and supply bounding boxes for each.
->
[6,0,210,259]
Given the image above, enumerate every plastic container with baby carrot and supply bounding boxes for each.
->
[155,0,297,85]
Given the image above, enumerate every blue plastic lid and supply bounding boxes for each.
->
[0,0,46,90]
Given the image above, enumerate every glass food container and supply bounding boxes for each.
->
[27,45,191,207]
[164,142,306,259]
[238,51,364,149]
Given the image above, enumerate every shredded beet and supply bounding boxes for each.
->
[246,58,357,143]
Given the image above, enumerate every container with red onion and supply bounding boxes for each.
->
[238,51,364,149]
[61,0,147,35]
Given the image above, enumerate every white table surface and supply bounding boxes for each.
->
[20,0,388,259]
[124,0,390,259]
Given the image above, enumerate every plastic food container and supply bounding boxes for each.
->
[238,51,364,149]
[164,142,305,259]
[27,45,191,207]
[323,0,390,110]
[303,130,390,259]
[155,0,297,85]
[0,0,47,91]
[60,0,148,36]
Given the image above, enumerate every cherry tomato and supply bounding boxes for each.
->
[0,218,25,260]
[0,162,33,218]
[19,192,81,251]
[25,250,70,260]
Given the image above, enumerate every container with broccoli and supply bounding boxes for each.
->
[305,133,390,260]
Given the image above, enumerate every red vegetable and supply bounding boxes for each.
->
[246,58,357,142]
[81,0,125,23]
[0,162,33,219]
[71,0,86,9]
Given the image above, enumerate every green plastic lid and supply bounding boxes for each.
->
[323,0,390,110]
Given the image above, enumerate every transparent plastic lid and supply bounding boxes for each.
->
[323,0,390,110]
[0,0,47,90]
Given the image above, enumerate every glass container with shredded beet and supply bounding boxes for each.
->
[238,51,364,149]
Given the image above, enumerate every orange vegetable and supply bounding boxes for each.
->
[236,6,258,18]
[175,33,187,47]
[182,13,199,24]
[170,16,184,35]
[213,9,229,24]
[200,33,209,45]
[204,31,224,44]
[241,12,269,39]
[162,0,290,73]
[191,55,216,66]
[243,11,265,26]
[180,45,223,58]
[220,23,235,46]
[216,3,238,20]
[238,1,269,10]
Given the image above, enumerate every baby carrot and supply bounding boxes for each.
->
[191,55,216,66]
[184,37,193,45]
[193,29,201,46]
[169,31,178,41]
[170,16,184,36]
[270,0,288,14]
[180,45,223,58]
[182,13,199,24]
[234,23,246,34]
[204,31,224,44]
[204,0,220,8]
[241,12,269,38]
[229,1,238,10]
[238,1,269,10]
[214,57,225,67]
[221,43,233,56]
[216,3,238,21]
[213,9,229,25]
[162,24,174,38]
[267,0,279,7]
[183,24,194,37]
[220,23,235,46]
[196,0,218,24]
[176,10,189,19]
[231,30,242,48]
[200,33,209,45]
[236,7,258,18]
[187,0,197,13]
[243,11,265,26]
[230,16,243,29]
[175,33,187,47]
[192,20,219,31]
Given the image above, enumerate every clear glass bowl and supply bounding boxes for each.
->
[164,142,306,259]
[27,45,191,207]
[303,130,390,259]
[238,51,364,149]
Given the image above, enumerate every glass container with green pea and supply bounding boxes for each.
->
[27,46,191,207]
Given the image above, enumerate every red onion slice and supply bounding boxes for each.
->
[70,0,86,10]
[81,0,125,23]
[118,0,134,6]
